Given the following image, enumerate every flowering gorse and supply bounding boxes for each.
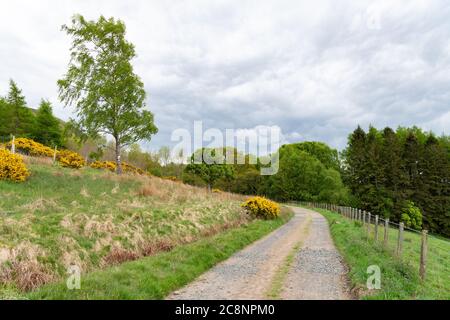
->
[7,138,54,157]
[57,149,86,169]
[0,149,30,182]
[241,196,280,219]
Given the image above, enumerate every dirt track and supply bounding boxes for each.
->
[167,206,351,300]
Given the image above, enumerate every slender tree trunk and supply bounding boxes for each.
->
[115,138,122,175]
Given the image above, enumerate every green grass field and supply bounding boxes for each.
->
[0,163,262,298]
[27,212,291,299]
[311,207,449,300]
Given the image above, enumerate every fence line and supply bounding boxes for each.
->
[295,201,449,297]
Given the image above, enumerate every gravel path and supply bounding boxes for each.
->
[280,209,351,299]
[167,206,351,300]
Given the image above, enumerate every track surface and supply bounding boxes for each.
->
[168,207,351,300]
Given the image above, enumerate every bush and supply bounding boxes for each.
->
[57,150,85,169]
[122,162,145,175]
[212,188,222,193]
[90,160,145,175]
[90,160,116,172]
[401,201,423,230]
[7,138,54,157]
[241,196,280,219]
[0,149,30,182]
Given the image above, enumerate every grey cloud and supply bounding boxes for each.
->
[1,0,449,153]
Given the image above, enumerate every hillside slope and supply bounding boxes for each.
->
[0,161,248,297]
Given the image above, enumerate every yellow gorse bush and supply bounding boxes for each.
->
[6,138,54,157]
[90,161,145,175]
[57,150,86,169]
[90,160,116,172]
[241,196,280,219]
[0,149,30,182]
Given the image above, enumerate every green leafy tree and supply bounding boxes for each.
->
[264,145,348,203]
[401,201,423,230]
[58,15,158,174]
[33,99,62,147]
[184,148,235,191]
[288,141,340,171]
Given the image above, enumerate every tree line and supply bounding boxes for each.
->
[343,126,449,236]
[0,80,63,147]
[182,129,449,236]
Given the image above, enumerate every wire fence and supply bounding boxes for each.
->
[297,202,450,298]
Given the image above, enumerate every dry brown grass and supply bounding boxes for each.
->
[0,242,53,291]
[22,155,53,166]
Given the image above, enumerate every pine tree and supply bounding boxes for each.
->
[0,96,12,138]
[33,99,62,147]
[6,80,35,137]
[343,126,368,207]
[419,135,450,235]
[380,127,408,219]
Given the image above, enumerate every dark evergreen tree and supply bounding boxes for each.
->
[0,96,12,138]
[419,135,450,235]
[33,99,62,147]
[380,127,408,219]
[5,80,35,137]
[342,126,367,207]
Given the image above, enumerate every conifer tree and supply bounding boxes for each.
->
[33,99,62,147]
[5,80,35,137]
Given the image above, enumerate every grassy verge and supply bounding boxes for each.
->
[304,207,449,300]
[0,164,248,296]
[27,210,292,300]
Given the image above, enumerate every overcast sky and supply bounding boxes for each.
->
[1,0,449,152]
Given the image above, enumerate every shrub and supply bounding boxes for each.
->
[90,161,145,175]
[6,138,54,157]
[0,149,30,182]
[212,188,222,193]
[122,162,144,175]
[401,201,423,230]
[90,160,116,172]
[57,150,85,169]
[241,196,280,219]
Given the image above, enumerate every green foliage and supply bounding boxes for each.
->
[184,148,235,190]
[400,201,422,230]
[0,80,35,137]
[343,125,450,236]
[283,141,340,170]
[58,15,158,174]
[263,145,349,204]
[33,100,62,147]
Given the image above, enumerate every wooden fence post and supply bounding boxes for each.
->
[53,146,58,164]
[397,222,404,258]
[383,218,389,248]
[367,213,371,236]
[11,135,15,154]
[363,211,366,226]
[420,230,428,281]
[374,215,379,241]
